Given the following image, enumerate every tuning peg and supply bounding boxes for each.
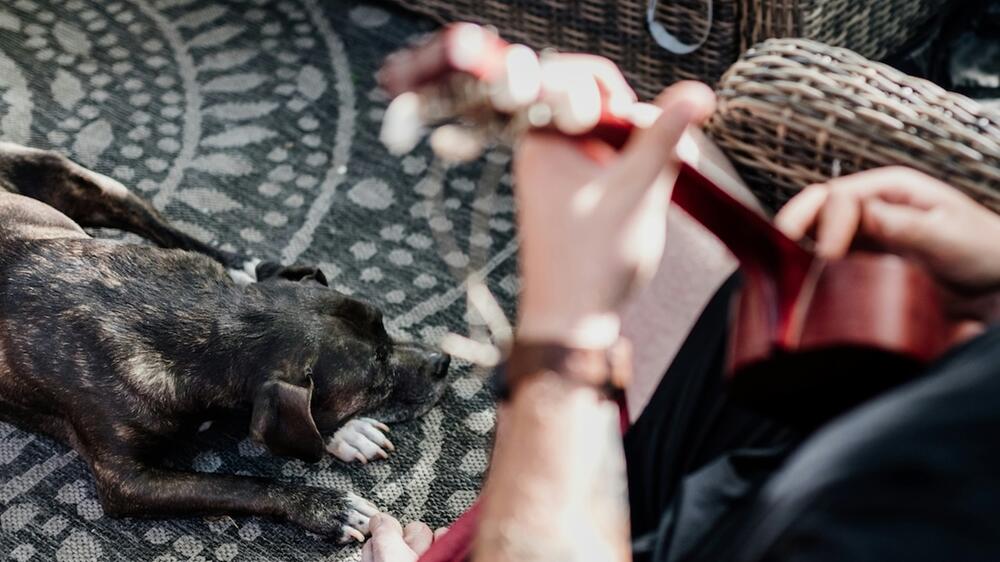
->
[488,44,541,112]
[429,124,487,163]
[381,92,425,156]
[540,57,603,135]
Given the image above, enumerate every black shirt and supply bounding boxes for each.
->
[625,275,1000,562]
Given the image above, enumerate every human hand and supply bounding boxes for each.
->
[360,513,447,562]
[775,167,1000,296]
[511,57,716,347]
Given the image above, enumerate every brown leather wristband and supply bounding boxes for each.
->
[496,338,633,401]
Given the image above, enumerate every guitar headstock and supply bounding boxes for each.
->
[377,23,551,162]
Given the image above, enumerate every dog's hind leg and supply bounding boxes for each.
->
[89,455,377,542]
[0,143,328,286]
[0,398,73,445]
[0,142,244,268]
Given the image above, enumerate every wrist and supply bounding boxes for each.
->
[498,339,632,404]
[507,370,606,409]
[516,309,621,348]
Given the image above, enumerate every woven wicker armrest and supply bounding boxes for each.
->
[708,39,1000,213]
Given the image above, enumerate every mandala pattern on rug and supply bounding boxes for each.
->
[0,0,515,560]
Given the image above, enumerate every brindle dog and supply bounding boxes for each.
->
[0,142,450,543]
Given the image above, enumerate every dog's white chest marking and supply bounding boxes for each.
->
[198,421,213,432]
[226,258,261,286]
[325,418,394,464]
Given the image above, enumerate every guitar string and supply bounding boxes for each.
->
[422,146,514,373]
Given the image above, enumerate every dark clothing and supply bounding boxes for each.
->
[741,326,1000,562]
[625,274,1000,562]
[624,275,798,562]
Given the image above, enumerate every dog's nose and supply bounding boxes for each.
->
[429,352,451,380]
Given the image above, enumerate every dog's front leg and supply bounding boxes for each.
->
[92,460,378,542]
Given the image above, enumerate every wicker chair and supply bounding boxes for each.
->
[384,0,949,99]
[708,39,1000,213]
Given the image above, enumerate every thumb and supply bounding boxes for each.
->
[403,521,434,554]
[861,198,928,254]
[369,513,403,537]
[601,81,715,217]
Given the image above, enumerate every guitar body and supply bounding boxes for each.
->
[728,253,955,425]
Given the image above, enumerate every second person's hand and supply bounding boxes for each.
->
[775,167,1000,295]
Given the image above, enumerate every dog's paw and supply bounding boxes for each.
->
[335,492,380,543]
[326,418,395,464]
[290,489,379,543]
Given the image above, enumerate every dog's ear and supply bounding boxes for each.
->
[249,376,325,463]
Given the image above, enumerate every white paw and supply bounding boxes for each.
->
[227,258,261,286]
[326,418,394,464]
[338,492,380,543]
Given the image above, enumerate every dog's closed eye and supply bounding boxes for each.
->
[327,298,388,340]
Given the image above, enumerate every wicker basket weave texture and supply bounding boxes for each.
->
[386,0,949,99]
[708,39,1000,213]
[740,0,948,59]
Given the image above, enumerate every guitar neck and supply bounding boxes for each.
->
[582,108,813,274]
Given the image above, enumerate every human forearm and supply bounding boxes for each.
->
[474,371,630,562]
[471,64,712,562]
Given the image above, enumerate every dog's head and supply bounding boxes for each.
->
[248,288,450,462]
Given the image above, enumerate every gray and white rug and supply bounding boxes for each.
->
[0,1,517,560]
[2,1,996,561]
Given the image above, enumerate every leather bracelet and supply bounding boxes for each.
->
[493,339,633,401]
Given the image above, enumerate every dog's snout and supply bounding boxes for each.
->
[429,352,451,380]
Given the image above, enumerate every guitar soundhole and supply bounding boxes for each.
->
[730,348,925,429]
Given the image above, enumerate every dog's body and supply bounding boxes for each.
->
[0,143,449,542]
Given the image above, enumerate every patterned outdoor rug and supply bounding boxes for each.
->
[0,1,516,560]
[2,1,997,561]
